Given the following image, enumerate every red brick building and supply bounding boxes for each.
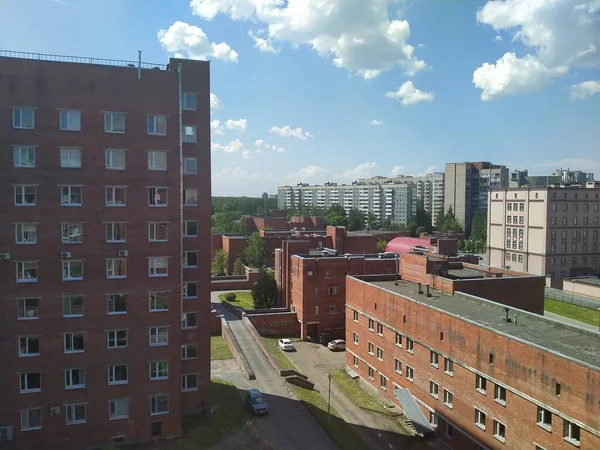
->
[0,52,211,449]
[345,275,599,450]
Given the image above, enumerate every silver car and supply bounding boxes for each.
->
[327,339,346,351]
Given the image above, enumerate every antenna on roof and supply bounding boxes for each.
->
[137,50,142,80]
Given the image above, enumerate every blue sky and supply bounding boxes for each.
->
[1,0,599,196]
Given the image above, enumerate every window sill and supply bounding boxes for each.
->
[407,350,414,354]
[66,420,87,426]
[61,204,83,207]
[15,204,37,207]
[182,388,198,392]
[65,350,85,354]
[149,274,168,278]
[150,309,169,313]
[431,364,439,369]
[150,411,170,416]
[149,239,168,243]
[495,399,507,407]
[475,423,486,431]
[108,381,128,386]
[149,343,168,347]
[20,389,41,394]
[148,205,168,208]
[444,371,454,377]
[563,438,581,447]
[493,435,505,444]
[63,314,84,318]
[444,402,453,409]
[17,279,38,284]
[476,388,487,396]
[150,377,169,381]
[16,241,37,245]
[109,415,129,421]
[18,317,39,320]
[63,278,84,282]
[108,345,128,349]
[106,204,126,207]
[182,326,198,330]
[407,378,414,383]
[106,241,127,244]
[108,312,127,316]
[430,394,438,400]
[21,427,42,431]
[537,423,552,433]
[61,241,82,245]
[19,353,40,358]
[104,130,125,134]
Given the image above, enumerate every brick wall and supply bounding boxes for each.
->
[210,269,259,292]
[222,236,248,273]
[246,311,300,336]
[210,310,222,334]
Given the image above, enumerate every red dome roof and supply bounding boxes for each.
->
[385,237,429,253]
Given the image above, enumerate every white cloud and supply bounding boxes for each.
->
[212,139,245,153]
[570,80,600,99]
[157,21,238,62]
[210,93,223,109]
[474,0,600,100]
[417,165,437,176]
[340,162,378,181]
[254,139,285,153]
[211,119,223,135]
[369,119,383,126]
[189,0,428,79]
[385,81,434,105]
[249,29,279,54]
[270,125,313,139]
[224,118,247,132]
[271,145,285,153]
[390,165,405,177]
[242,150,251,160]
[494,35,502,42]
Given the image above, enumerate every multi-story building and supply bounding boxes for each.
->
[445,162,508,232]
[0,51,211,449]
[346,275,600,450]
[487,184,600,284]
[510,168,595,188]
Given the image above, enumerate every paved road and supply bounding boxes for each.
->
[544,311,599,333]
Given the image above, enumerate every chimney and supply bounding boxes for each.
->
[514,314,518,325]
[504,307,510,322]
[418,283,423,294]
[426,284,432,297]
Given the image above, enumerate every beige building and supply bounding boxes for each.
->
[487,183,600,285]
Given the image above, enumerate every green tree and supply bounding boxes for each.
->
[435,208,446,233]
[376,239,388,253]
[438,206,464,235]
[382,218,393,230]
[211,249,229,274]
[389,222,407,232]
[415,225,426,236]
[244,232,267,268]
[251,269,277,309]
[367,212,378,230]
[324,204,348,227]
[408,221,418,237]
[232,257,245,275]
[415,200,433,233]
[469,212,487,252]
[347,207,365,231]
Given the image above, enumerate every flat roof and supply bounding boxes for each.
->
[446,269,484,279]
[360,279,600,371]
[571,277,600,287]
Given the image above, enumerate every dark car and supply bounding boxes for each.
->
[245,388,268,415]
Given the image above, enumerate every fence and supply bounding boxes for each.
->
[545,288,600,310]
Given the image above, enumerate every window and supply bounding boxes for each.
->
[182,92,197,110]
[60,110,81,131]
[353,356,358,368]
[107,294,127,314]
[62,223,83,243]
[148,150,167,170]
[556,383,562,396]
[429,380,438,399]
[494,384,507,405]
[15,223,37,244]
[183,221,198,237]
[368,367,375,380]
[395,332,402,347]
[17,262,38,283]
[149,326,169,346]
[106,223,126,242]
[183,157,198,174]
[150,394,170,415]
[108,365,128,385]
[444,421,453,438]
[182,374,198,391]
[368,319,374,331]
[106,186,126,206]
[563,420,580,446]
[62,260,83,281]
[353,332,358,345]
[17,298,39,319]
[147,115,167,135]
[14,146,35,167]
[377,323,383,335]
[519,216,524,224]
[63,296,84,317]
[406,338,414,353]
[507,203,512,211]
[149,257,169,277]
[368,342,374,355]
[376,347,383,361]
[507,216,511,224]
[406,366,414,382]
[64,333,85,353]
[20,409,42,431]
[15,185,36,206]
[106,259,127,279]
[148,222,169,242]
[379,374,387,390]
[104,112,125,133]
[183,251,198,268]
[183,125,197,143]
[60,147,82,168]
[475,409,486,430]
[65,368,86,389]
[430,412,438,428]
[109,399,129,420]
[562,203,568,212]
[107,330,128,348]
[519,203,524,211]
[537,407,552,431]
[183,282,198,298]
[352,310,359,322]
[326,286,339,296]
[182,312,198,329]
[148,187,168,206]
[430,351,439,368]
[444,358,454,376]
[19,336,40,357]
[493,420,506,443]
[150,361,169,380]
[149,292,169,312]
[105,149,125,170]
[181,344,198,360]
[443,390,453,408]
[20,372,41,393]
[395,358,402,374]
[61,186,82,206]
[184,189,198,206]
[13,107,35,129]
[476,374,487,394]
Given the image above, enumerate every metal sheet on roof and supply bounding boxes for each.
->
[393,388,435,435]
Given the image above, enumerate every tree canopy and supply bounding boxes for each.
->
[251,269,277,309]
[211,249,229,275]
[366,212,378,230]
[232,257,245,275]
[415,200,433,233]
[436,206,464,235]
[347,208,365,231]
[244,232,267,268]
[376,239,388,253]
[324,204,348,227]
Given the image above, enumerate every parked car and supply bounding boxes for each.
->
[245,388,268,415]
[277,338,295,352]
[328,339,346,351]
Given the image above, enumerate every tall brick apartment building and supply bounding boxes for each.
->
[346,276,600,450]
[0,52,211,449]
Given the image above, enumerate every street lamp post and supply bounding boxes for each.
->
[327,372,332,425]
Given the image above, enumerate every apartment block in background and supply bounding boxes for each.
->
[487,184,600,284]
[0,51,211,449]
[509,168,595,188]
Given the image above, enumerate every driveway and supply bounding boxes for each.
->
[211,290,250,321]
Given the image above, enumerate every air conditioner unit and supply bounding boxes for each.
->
[60,251,72,259]
[0,426,13,442]
[118,250,129,257]
[50,407,61,415]
[0,253,10,260]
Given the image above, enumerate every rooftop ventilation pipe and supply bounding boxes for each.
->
[426,284,432,297]
[418,283,423,294]
[138,50,142,80]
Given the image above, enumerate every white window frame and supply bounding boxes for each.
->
[429,380,439,399]
[20,409,42,431]
[183,125,197,143]
[15,185,37,206]
[17,262,38,283]
[15,223,37,244]
[182,373,198,391]
[149,326,169,346]
[475,409,486,430]
[181,344,198,360]
[444,358,454,376]
[107,329,128,349]
[184,188,198,206]
[182,312,198,329]
[109,399,129,420]
[62,260,83,281]
[20,372,41,393]
[17,298,39,319]
[105,149,126,170]
[182,92,197,111]
[183,251,198,268]
[65,368,86,390]
[63,296,84,317]
[60,110,81,131]
[147,115,167,136]
[150,394,170,415]
[493,419,506,443]
[494,384,507,406]
[476,374,487,394]
[19,336,40,357]
[149,292,169,312]
[563,420,580,446]
[183,157,198,174]
[148,187,168,206]
[394,358,402,374]
[149,257,169,277]
[106,222,126,243]
[61,223,83,243]
[60,147,82,168]
[150,361,169,380]
[148,222,168,242]
[148,150,167,171]
[443,389,453,409]
[105,186,126,206]
[107,293,127,315]
[104,112,125,134]
[376,346,383,361]
[430,351,439,368]
[66,404,86,426]
[353,332,358,345]
[183,282,198,298]
[537,406,552,431]
[64,332,85,353]
[14,146,36,168]
[406,338,414,353]
[406,365,414,382]
[183,221,198,237]
[61,186,82,206]
[395,332,402,347]
[106,259,127,279]
[13,107,35,129]
[108,365,128,385]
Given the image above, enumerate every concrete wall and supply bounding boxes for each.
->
[562,279,600,299]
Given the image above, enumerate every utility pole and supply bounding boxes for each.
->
[327,372,332,425]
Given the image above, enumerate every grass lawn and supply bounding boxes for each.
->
[261,337,299,371]
[219,291,255,310]
[545,298,600,327]
[330,369,387,414]
[210,336,234,360]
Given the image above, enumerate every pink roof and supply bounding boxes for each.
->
[385,237,429,253]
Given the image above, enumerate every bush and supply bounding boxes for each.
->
[224,292,237,302]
